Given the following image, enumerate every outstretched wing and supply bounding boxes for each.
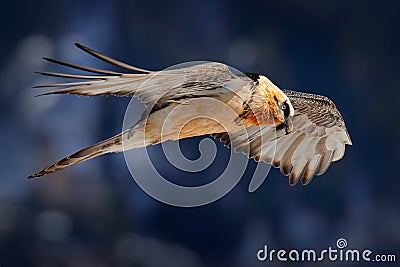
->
[212,89,352,185]
[36,43,251,109]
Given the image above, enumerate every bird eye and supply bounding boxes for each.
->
[281,102,290,118]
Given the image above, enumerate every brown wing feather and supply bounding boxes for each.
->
[212,90,352,185]
[73,43,153,73]
[35,44,246,106]
[36,44,153,97]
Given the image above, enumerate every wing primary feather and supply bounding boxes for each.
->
[280,133,306,176]
[74,43,153,73]
[317,150,334,175]
[272,131,303,168]
[36,71,116,80]
[43,57,121,75]
[33,81,102,88]
[36,80,136,96]
[301,154,322,185]
[289,159,308,185]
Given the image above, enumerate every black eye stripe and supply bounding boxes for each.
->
[282,102,290,117]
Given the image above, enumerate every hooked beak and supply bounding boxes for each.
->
[284,117,293,134]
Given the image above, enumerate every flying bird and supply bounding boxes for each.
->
[28,43,352,185]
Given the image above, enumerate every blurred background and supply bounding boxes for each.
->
[1,1,399,266]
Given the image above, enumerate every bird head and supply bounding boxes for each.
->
[258,76,294,133]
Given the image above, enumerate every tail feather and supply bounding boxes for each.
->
[27,134,124,179]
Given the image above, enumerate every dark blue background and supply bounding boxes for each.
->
[1,1,399,266]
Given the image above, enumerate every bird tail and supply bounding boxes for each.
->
[27,126,149,179]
